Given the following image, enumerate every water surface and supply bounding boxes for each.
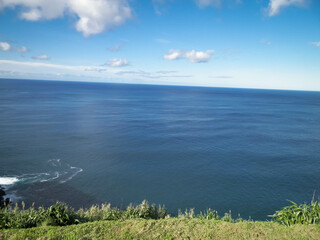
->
[1,79,320,220]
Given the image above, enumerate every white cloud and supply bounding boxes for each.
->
[267,0,307,16]
[0,41,27,52]
[106,58,129,67]
[311,42,320,47]
[163,50,185,61]
[20,8,43,21]
[185,50,215,63]
[164,49,215,63]
[0,42,11,51]
[0,0,132,37]
[32,54,50,60]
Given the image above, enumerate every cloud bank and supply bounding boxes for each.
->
[164,49,215,63]
[0,0,132,37]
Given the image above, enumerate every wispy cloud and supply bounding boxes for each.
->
[152,0,172,15]
[0,59,79,70]
[106,58,129,67]
[260,39,272,45]
[156,70,177,74]
[155,38,171,44]
[116,69,192,79]
[153,0,241,11]
[32,54,50,60]
[84,66,108,72]
[164,49,215,63]
[195,0,242,8]
[209,75,233,79]
[15,46,27,53]
[0,59,193,82]
[0,0,132,37]
[267,0,307,16]
[311,42,320,47]
[108,44,123,52]
[0,41,27,53]
[194,0,221,8]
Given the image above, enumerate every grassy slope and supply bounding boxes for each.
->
[1,219,320,240]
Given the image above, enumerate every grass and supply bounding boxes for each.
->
[1,199,320,239]
[0,200,168,229]
[1,218,320,240]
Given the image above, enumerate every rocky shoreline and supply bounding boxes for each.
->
[0,185,10,208]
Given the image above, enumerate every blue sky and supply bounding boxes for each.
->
[0,0,319,91]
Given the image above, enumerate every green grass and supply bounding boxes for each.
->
[1,199,320,239]
[1,218,320,240]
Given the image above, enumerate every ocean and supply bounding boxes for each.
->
[1,78,320,220]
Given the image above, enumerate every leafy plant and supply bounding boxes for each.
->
[47,202,79,226]
[270,199,320,226]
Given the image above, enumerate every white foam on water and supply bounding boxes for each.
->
[40,171,60,182]
[0,177,19,185]
[60,167,83,184]
[1,159,83,187]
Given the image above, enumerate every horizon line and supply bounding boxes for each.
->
[0,77,319,93]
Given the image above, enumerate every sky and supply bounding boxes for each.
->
[0,0,319,91]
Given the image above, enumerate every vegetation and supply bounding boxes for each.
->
[0,200,168,229]
[270,199,320,226]
[1,199,320,239]
[1,219,320,240]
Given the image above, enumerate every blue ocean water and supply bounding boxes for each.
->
[1,79,320,220]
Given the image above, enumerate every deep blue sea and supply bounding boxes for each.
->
[1,79,320,220]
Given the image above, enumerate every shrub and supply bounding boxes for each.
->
[47,202,79,226]
[0,202,47,229]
